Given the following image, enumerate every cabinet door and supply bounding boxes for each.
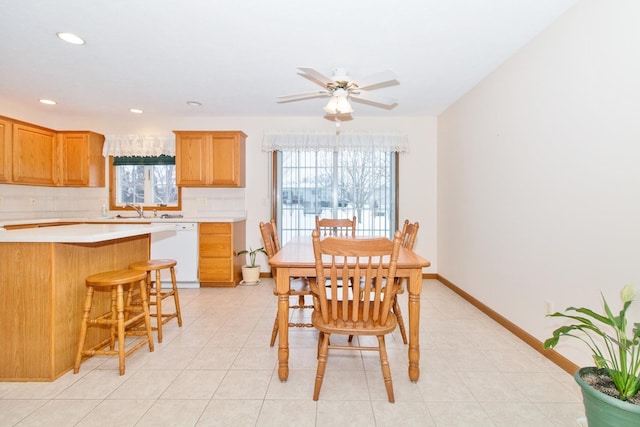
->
[175,133,211,186]
[0,117,11,183]
[211,133,245,187]
[59,132,105,187]
[12,123,58,185]
[199,223,233,284]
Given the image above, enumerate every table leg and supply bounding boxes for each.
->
[408,268,422,382]
[277,267,290,382]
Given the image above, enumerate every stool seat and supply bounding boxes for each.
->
[129,258,183,343]
[74,268,154,376]
[129,259,177,271]
[86,269,147,286]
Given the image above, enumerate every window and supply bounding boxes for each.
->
[275,150,397,243]
[110,156,180,209]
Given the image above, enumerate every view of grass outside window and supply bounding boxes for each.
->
[113,156,179,207]
[276,150,396,243]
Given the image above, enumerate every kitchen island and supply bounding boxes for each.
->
[0,223,172,381]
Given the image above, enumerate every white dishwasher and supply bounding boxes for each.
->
[150,222,199,288]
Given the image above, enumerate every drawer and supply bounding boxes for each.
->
[200,222,231,234]
[199,236,231,257]
[199,258,232,281]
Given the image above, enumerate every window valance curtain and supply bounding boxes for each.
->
[102,135,175,157]
[261,131,409,153]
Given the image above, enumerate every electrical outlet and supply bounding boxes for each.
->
[197,197,207,207]
[545,300,554,315]
[30,197,37,205]
[0,196,3,206]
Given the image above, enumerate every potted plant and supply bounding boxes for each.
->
[544,284,640,426]
[236,246,268,284]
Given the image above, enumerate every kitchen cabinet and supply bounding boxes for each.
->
[58,131,105,187]
[174,131,246,187]
[0,116,105,187]
[12,122,58,186]
[0,117,11,183]
[199,221,246,287]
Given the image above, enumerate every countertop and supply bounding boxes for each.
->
[0,215,247,228]
[0,223,175,243]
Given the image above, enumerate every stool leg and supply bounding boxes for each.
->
[110,287,118,351]
[74,286,94,374]
[154,268,163,343]
[138,278,155,352]
[116,284,126,375]
[169,266,183,327]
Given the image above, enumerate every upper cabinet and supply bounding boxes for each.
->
[174,131,246,187]
[12,122,58,186]
[58,131,105,187]
[0,115,105,187]
[0,117,11,183]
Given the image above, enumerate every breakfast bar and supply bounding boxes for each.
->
[0,223,172,381]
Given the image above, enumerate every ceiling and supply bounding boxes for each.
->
[0,0,578,120]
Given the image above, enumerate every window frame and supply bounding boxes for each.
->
[108,156,182,211]
[270,151,400,243]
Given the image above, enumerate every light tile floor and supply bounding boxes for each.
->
[0,279,585,426]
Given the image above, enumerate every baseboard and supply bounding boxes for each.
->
[435,274,578,376]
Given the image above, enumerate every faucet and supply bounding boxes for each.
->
[125,203,144,218]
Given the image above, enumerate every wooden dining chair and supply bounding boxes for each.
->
[259,219,314,346]
[310,229,403,403]
[393,219,419,344]
[315,215,357,237]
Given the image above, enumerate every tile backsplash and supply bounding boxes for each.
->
[0,184,246,220]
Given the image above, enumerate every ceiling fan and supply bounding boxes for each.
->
[277,67,399,115]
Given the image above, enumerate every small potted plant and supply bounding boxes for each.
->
[544,284,640,426]
[236,246,268,284]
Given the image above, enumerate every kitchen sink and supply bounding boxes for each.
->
[110,215,152,220]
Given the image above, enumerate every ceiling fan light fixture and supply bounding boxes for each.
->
[323,95,353,115]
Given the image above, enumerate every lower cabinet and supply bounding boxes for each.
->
[198,221,246,287]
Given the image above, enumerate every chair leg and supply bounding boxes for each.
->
[270,312,279,347]
[313,333,330,401]
[377,335,395,403]
[393,295,408,344]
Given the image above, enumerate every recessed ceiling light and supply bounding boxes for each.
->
[39,99,57,105]
[56,32,85,45]
[187,101,202,107]
[129,108,143,114]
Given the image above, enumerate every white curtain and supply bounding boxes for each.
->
[262,131,409,153]
[102,135,175,157]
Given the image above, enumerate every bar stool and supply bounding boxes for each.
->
[74,269,154,375]
[129,259,183,343]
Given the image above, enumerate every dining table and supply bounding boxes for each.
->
[268,235,431,383]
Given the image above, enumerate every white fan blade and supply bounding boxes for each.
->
[277,90,329,102]
[298,67,335,86]
[355,70,398,90]
[350,91,397,107]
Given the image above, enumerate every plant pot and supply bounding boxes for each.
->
[241,265,261,284]
[575,367,640,427]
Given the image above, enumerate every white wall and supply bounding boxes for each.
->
[438,0,640,366]
[0,112,437,273]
